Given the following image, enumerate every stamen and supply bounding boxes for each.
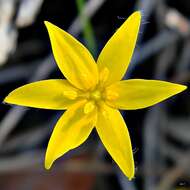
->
[84,101,95,114]
[101,107,109,119]
[81,73,93,89]
[99,67,109,84]
[63,90,78,100]
[105,90,119,101]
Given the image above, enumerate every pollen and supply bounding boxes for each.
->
[99,67,109,84]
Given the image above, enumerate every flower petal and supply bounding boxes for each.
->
[44,21,98,90]
[105,79,187,110]
[4,79,81,110]
[97,11,141,86]
[45,101,96,169]
[96,104,134,179]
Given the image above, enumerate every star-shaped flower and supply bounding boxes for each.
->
[4,11,187,180]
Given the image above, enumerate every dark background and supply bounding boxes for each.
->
[0,0,189,190]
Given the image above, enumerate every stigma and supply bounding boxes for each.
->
[91,90,101,100]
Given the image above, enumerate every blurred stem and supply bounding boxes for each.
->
[76,0,97,56]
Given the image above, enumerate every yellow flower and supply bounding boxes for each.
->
[4,11,187,180]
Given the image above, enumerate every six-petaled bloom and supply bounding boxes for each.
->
[4,11,187,180]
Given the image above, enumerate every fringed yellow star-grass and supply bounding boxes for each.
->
[4,11,187,180]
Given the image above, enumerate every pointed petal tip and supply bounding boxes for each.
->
[3,95,11,104]
[119,165,134,180]
[128,176,134,181]
[181,84,187,91]
[45,159,53,170]
[131,11,141,20]
[3,97,8,103]
[123,164,135,181]
[175,84,187,94]
[44,149,53,170]
[44,20,50,25]
[134,10,141,16]
[3,91,21,105]
[44,21,56,31]
[2,96,11,105]
[44,21,53,29]
[129,170,135,180]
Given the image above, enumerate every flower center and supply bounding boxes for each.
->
[83,89,103,114]
[90,90,102,101]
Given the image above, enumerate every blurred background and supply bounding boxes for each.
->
[0,0,189,189]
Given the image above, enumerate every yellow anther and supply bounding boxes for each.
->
[100,107,109,119]
[81,73,94,89]
[84,101,95,114]
[105,90,119,101]
[99,67,109,84]
[63,90,78,100]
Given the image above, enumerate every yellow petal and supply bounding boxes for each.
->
[44,21,98,90]
[97,11,141,86]
[4,79,81,110]
[105,79,187,110]
[96,104,134,179]
[45,101,96,169]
